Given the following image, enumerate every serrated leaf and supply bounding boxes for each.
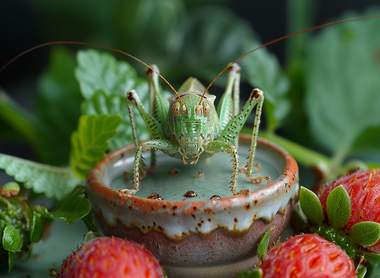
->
[45,185,91,225]
[305,11,380,158]
[75,50,141,99]
[69,114,122,179]
[326,185,351,230]
[299,187,325,226]
[243,40,290,132]
[257,226,274,260]
[81,90,150,151]
[348,221,380,246]
[0,154,81,200]
[2,225,22,251]
[30,211,44,243]
[35,46,83,165]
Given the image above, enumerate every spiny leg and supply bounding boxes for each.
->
[218,88,270,184]
[146,65,168,170]
[217,63,241,149]
[205,141,246,195]
[125,90,166,181]
[120,139,177,195]
[244,89,270,184]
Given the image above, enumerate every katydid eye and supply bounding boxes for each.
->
[172,102,181,118]
[202,102,210,117]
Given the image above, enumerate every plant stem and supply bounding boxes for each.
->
[0,89,39,143]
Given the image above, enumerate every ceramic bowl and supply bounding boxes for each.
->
[86,135,299,278]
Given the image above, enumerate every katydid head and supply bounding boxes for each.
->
[167,91,219,160]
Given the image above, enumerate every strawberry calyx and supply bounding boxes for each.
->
[299,185,380,264]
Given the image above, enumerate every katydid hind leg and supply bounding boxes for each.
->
[217,63,241,140]
[146,65,168,170]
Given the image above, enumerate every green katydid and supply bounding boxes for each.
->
[125,63,267,195]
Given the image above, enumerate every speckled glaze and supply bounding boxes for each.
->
[86,135,299,278]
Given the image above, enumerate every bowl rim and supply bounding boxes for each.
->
[86,134,299,214]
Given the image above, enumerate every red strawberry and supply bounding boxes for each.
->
[260,234,356,278]
[56,236,164,278]
[317,169,380,253]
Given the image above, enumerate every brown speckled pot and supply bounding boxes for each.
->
[86,135,299,278]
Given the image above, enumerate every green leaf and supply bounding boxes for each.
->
[84,231,102,243]
[82,210,99,233]
[0,153,81,200]
[30,211,44,243]
[2,225,22,251]
[35,46,83,165]
[299,187,325,226]
[81,90,150,151]
[173,6,258,83]
[326,185,351,230]
[305,11,380,161]
[356,265,367,278]
[69,114,122,179]
[8,250,16,273]
[75,50,143,99]
[257,226,274,260]
[0,89,39,144]
[348,221,380,246]
[364,251,380,264]
[237,269,263,278]
[45,185,91,225]
[243,40,290,132]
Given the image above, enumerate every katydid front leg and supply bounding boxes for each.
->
[120,139,177,194]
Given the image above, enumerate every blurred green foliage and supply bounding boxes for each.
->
[1,0,380,185]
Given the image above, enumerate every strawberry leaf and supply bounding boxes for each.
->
[257,226,275,260]
[8,250,16,273]
[69,114,122,179]
[30,211,44,243]
[237,269,263,278]
[0,154,81,200]
[75,50,142,99]
[348,221,380,247]
[81,90,150,151]
[326,185,351,230]
[2,225,22,251]
[363,251,380,264]
[299,187,325,226]
[44,185,91,225]
[356,265,367,278]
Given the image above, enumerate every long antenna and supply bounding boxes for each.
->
[0,41,184,106]
[198,13,380,105]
